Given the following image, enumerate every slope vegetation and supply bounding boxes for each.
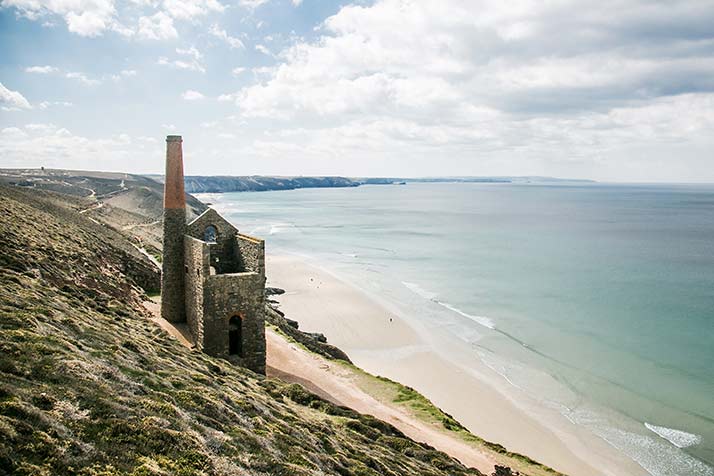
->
[0,184,484,475]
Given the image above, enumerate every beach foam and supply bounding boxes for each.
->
[645,423,702,448]
[436,301,496,329]
[402,281,495,329]
[402,281,438,300]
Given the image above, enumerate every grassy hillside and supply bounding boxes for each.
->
[0,184,485,475]
[0,168,207,258]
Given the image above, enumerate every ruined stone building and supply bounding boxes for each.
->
[160,135,266,374]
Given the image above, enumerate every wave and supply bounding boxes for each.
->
[402,281,438,300]
[268,223,296,235]
[644,423,702,449]
[436,301,496,329]
[401,282,495,329]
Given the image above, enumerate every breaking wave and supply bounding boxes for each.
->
[645,423,702,448]
[402,282,495,329]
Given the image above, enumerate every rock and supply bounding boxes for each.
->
[492,466,519,476]
[285,318,299,329]
[265,287,285,296]
[307,332,327,343]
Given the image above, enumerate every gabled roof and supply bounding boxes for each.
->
[186,207,238,239]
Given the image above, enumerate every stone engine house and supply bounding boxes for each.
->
[160,135,266,374]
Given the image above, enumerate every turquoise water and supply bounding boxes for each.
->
[200,183,714,475]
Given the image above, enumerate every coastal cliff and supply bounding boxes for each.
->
[0,183,486,475]
[0,176,564,476]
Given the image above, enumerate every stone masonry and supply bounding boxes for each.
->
[160,135,266,374]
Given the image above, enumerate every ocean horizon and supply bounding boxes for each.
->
[199,182,714,476]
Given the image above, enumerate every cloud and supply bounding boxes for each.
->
[181,90,205,100]
[0,123,150,171]
[65,71,101,85]
[254,44,271,56]
[217,92,238,102]
[38,101,73,109]
[3,0,120,37]
[0,82,32,110]
[25,65,59,74]
[176,46,202,60]
[158,47,205,72]
[223,0,714,180]
[137,11,177,40]
[231,67,246,76]
[163,0,224,20]
[209,24,244,49]
[238,0,269,8]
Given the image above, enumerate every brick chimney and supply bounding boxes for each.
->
[161,135,187,323]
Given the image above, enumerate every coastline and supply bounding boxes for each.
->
[266,253,647,476]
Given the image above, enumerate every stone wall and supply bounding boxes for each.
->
[236,234,265,278]
[204,271,266,374]
[187,209,242,274]
[184,236,208,350]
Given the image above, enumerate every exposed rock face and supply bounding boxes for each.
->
[493,465,520,476]
[181,175,359,193]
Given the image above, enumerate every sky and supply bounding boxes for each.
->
[1,0,713,182]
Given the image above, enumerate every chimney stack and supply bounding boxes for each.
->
[161,135,186,323]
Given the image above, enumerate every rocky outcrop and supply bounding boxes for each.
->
[265,304,353,363]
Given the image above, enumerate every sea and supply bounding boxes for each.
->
[197,182,714,476]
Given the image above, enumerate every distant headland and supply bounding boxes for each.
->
[153,174,596,193]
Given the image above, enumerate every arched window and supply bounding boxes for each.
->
[204,225,218,243]
[228,315,243,356]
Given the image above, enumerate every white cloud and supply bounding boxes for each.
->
[162,124,177,131]
[0,82,32,110]
[181,89,205,100]
[65,71,101,86]
[0,124,149,171]
[66,9,111,36]
[238,0,269,8]
[1,127,29,139]
[176,46,202,60]
[209,24,244,49]
[231,67,246,76]
[254,44,271,56]
[3,0,119,37]
[137,11,177,40]
[38,101,73,109]
[109,69,138,81]
[157,46,205,72]
[217,92,238,102]
[223,0,714,180]
[163,0,224,20]
[25,65,59,74]
[291,0,302,5]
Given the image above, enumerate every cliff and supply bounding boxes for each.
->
[0,184,485,475]
[178,176,358,193]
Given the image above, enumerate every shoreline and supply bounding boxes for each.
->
[266,253,647,476]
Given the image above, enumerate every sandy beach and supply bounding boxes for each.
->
[266,253,647,476]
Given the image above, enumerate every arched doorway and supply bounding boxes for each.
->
[228,315,243,356]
